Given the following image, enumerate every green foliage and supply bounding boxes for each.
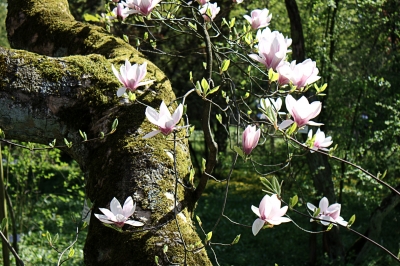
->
[0,144,85,265]
[0,0,9,48]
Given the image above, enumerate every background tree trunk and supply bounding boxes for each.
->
[284,0,344,262]
[1,0,211,265]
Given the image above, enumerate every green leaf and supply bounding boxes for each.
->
[268,68,279,82]
[83,13,100,22]
[189,168,195,185]
[231,234,241,245]
[68,247,75,258]
[0,128,4,138]
[79,130,87,141]
[313,207,320,217]
[143,32,148,41]
[203,62,207,69]
[220,59,230,73]
[155,256,159,265]
[53,233,59,244]
[46,231,52,244]
[163,245,168,253]
[201,158,206,172]
[201,78,209,94]
[206,231,213,242]
[189,71,193,82]
[196,215,202,227]
[63,138,72,148]
[286,122,298,136]
[233,145,245,159]
[229,17,236,28]
[195,80,202,96]
[216,114,222,124]
[188,22,197,30]
[260,177,274,192]
[271,176,281,195]
[289,195,298,208]
[123,34,129,43]
[0,217,7,231]
[347,214,356,227]
[99,132,105,139]
[111,118,119,132]
[326,223,334,231]
[208,85,220,95]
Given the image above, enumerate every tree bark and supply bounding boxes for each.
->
[1,0,211,265]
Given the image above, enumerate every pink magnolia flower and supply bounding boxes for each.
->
[251,194,291,236]
[95,197,144,227]
[199,3,220,22]
[307,197,347,226]
[109,3,130,20]
[279,95,323,129]
[249,28,292,71]
[143,101,183,139]
[243,9,272,30]
[196,0,209,5]
[233,0,244,3]
[289,59,320,88]
[306,129,333,152]
[112,60,154,97]
[276,61,292,86]
[124,0,162,16]
[242,125,261,155]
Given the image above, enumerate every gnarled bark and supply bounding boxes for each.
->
[1,0,211,265]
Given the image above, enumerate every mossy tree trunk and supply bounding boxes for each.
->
[1,0,211,265]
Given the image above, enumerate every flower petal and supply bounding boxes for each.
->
[252,218,265,236]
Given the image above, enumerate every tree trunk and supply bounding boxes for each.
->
[347,184,400,265]
[284,0,344,262]
[1,0,211,265]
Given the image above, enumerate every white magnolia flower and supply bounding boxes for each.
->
[143,101,183,139]
[95,197,144,227]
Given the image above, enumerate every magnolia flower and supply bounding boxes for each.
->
[124,0,161,16]
[306,129,333,152]
[109,3,130,20]
[143,101,183,139]
[242,125,261,155]
[307,197,347,226]
[249,28,292,71]
[199,3,220,22]
[276,61,292,86]
[279,95,323,130]
[251,194,291,236]
[95,197,144,227]
[112,60,154,97]
[243,9,272,30]
[233,0,244,3]
[289,59,320,89]
[196,0,209,5]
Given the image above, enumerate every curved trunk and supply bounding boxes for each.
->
[2,0,211,265]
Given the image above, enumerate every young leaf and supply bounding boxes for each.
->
[229,17,236,28]
[201,78,209,95]
[216,114,222,124]
[206,231,213,242]
[201,158,206,172]
[111,118,119,133]
[233,145,245,159]
[326,223,334,231]
[68,247,75,258]
[220,59,230,73]
[0,217,7,231]
[289,195,298,209]
[155,256,159,265]
[347,214,356,227]
[163,245,168,253]
[196,215,202,227]
[123,34,129,43]
[231,234,241,245]
[260,177,274,192]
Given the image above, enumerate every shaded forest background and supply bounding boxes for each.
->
[0,0,399,265]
